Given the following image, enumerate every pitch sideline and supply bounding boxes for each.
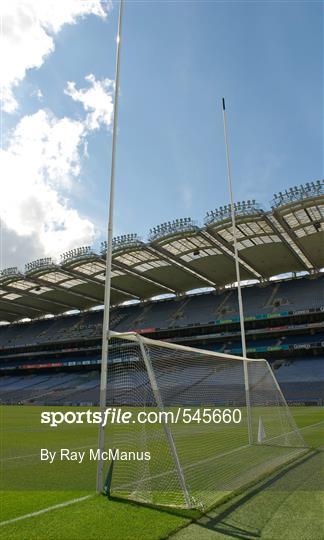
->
[0,495,94,527]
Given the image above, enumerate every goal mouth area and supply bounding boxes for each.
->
[98,331,308,510]
[106,439,308,510]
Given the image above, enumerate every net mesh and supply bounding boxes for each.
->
[104,333,306,510]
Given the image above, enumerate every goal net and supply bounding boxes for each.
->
[100,331,307,510]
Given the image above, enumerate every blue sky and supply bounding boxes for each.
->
[1,0,322,268]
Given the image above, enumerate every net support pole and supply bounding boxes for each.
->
[96,0,124,494]
[222,98,253,445]
[136,335,192,508]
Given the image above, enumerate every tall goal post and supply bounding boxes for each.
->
[97,0,124,494]
[102,331,306,510]
[222,98,253,445]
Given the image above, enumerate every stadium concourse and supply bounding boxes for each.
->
[0,180,323,406]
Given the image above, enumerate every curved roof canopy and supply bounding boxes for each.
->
[0,180,323,322]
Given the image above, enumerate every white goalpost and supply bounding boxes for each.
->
[222,97,253,445]
[99,331,306,509]
[96,0,124,493]
[96,1,307,507]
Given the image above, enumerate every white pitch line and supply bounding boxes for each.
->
[262,419,324,444]
[1,452,40,461]
[299,419,324,431]
[1,443,96,462]
[0,495,94,527]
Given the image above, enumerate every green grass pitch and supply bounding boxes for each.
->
[0,405,323,539]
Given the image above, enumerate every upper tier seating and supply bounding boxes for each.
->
[0,276,322,350]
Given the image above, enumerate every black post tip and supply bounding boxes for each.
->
[222,98,226,111]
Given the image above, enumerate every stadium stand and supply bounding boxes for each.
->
[0,274,323,405]
[1,356,323,406]
[274,357,324,382]
[0,277,323,349]
[0,181,323,405]
[273,358,324,404]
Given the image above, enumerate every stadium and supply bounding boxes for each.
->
[1,179,323,538]
[1,180,323,406]
[1,0,323,536]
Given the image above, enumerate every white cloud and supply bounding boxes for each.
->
[32,88,43,100]
[65,74,114,130]
[0,0,108,112]
[0,2,115,269]
[0,109,97,264]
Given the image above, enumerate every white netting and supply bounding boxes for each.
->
[103,333,306,510]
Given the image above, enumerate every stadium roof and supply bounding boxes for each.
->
[0,180,323,322]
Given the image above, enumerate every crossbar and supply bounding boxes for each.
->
[108,330,266,363]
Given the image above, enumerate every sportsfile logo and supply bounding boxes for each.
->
[41,409,132,428]
[41,407,242,427]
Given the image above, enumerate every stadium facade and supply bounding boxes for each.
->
[0,180,323,405]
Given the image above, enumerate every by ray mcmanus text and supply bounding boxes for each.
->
[40,448,151,464]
